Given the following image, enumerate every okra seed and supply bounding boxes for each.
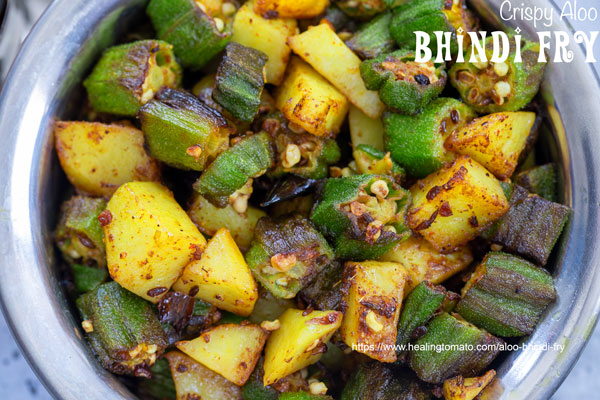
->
[146,344,158,354]
[260,319,281,331]
[221,2,236,17]
[128,344,143,359]
[81,319,94,333]
[346,0,359,8]
[493,61,509,77]
[214,18,225,32]
[271,253,297,272]
[471,54,488,70]
[232,196,248,214]
[365,310,384,332]
[282,143,302,168]
[275,277,289,286]
[350,201,367,216]
[195,1,207,13]
[370,180,389,199]
[309,381,328,396]
[494,81,511,98]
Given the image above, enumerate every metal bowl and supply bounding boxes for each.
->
[0,0,599,398]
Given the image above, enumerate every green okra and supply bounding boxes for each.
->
[72,264,108,294]
[279,393,334,400]
[138,358,177,400]
[449,36,546,113]
[193,132,273,207]
[213,42,268,122]
[514,163,557,202]
[336,0,388,19]
[77,281,168,377]
[310,174,411,260]
[245,215,335,299]
[346,12,395,59]
[84,40,181,116]
[139,88,233,171]
[147,0,232,70]
[408,312,503,384]
[55,196,107,268]
[352,144,405,184]
[299,261,344,311]
[383,98,476,178]
[456,252,557,337]
[341,362,431,400]
[361,49,447,114]
[487,191,570,266]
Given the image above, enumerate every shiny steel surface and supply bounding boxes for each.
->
[0,0,598,399]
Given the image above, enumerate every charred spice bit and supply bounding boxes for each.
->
[439,201,453,217]
[147,286,168,298]
[98,209,113,227]
[270,253,297,272]
[185,144,203,161]
[414,74,431,85]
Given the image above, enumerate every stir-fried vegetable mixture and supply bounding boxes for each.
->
[53,0,570,398]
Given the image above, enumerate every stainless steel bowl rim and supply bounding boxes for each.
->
[0,0,599,399]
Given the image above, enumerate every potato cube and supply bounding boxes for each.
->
[54,121,160,197]
[232,2,298,85]
[275,57,348,137]
[380,236,473,295]
[173,227,258,316]
[339,261,406,362]
[103,182,206,302]
[445,112,536,179]
[406,156,509,253]
[263,308,342,385]
[176,323,268,386]
[288,23,385,119]
[254,0,329,19]
[349,105,385,151]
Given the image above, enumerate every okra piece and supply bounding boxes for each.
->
[299,261,344,311]
[138,358,177,400]
[341,363,431,400]
[409,313,503,384]
[193,132,273,207]
[242,358,279,400]
[336,0,388,19]
[147,0,232,70]
[360,49,447,114]
[279,393,333,400]
[139,88,233,171]
[383,98,476,178]
[389,0,477,53]
[213,42,268,122]
[449,36,546,113]
[76,281,168,377]
[353,144,405,184]
[456,252,557,337]
[72,264,108,294]
[487,192,570,265]
[345,12,395,59]
[396,281,447,350]
[245,215,335,299]
[84,40,181,116]
[55,196,106,268]
[311,174,411,260]
[514,163,558,202]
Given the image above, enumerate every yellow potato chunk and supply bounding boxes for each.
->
[232,2,298,85]
[445,112,536,179]
[407,156,509,253]
[164,351,243,400]
[54,120,160,197]
[187,193,266,251]
[380,236,473,296]
[288,23,385,119]
[176,323,268,386]
[339,261,406,363]
[254,0,329,19]
[173,227,258,316]
[443,370,496,400]
[103,182,206,302]
[263,308,342,385]
[349,105,385,151]
[275,57,348,137]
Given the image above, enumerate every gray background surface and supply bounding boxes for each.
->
[0,0,598,398]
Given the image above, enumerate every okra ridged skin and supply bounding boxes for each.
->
[360,49,447,114]
[193,132,273,207]
[76,281,168,377]
[310,174,412,260]
[279,392,334,400]
[55,196,107,268]
[213,42,268,122]
[337,0,388,19]
[449,37,546,113]
[147,0,231,70]
[139,88,232,171]
[341,362,431,400]
[299,261,344,311]
[408,312,503,384]
[456,252,557,337]
[72,264,108,294]
[346,12,395,59]
[383,98,476,178]
[83,40,181,116]
[245,215,335,299]
[514,163,557,202]
[353,144,406,183]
